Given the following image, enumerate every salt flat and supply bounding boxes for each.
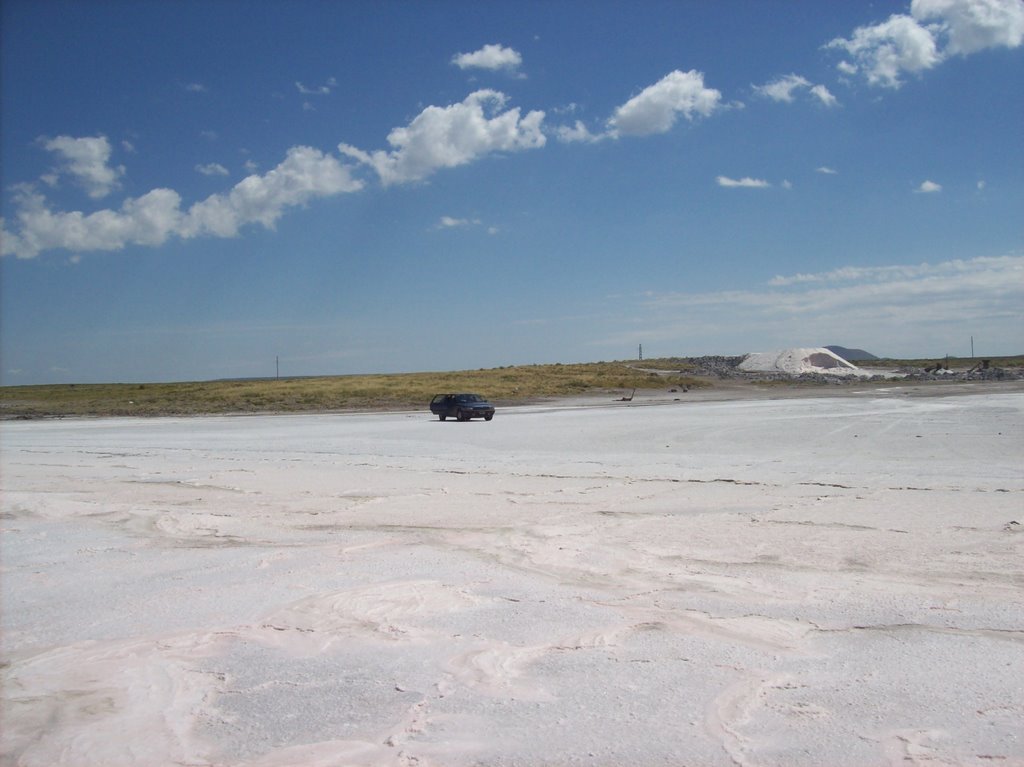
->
[2,387,1023,767]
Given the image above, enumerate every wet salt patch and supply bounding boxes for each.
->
[259,580,484,649]
[195,639,429,763]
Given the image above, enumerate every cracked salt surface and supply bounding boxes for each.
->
[2,388,1023,766]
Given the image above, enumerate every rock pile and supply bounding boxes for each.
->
[901,366,1023,382]
[685,356,746,377]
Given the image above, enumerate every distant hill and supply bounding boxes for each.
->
[825,345,878,361]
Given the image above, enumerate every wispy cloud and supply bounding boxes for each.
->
[195,162,230,177]
[816,166,839,175]
[916,179,942,193]
[296,77,337,96]
[434,215,498,235]
[754,73,811,102]
[754,74,839,107]
[596,255,1024,357]
[716,176,771,188]
[809,84,838,107]
[766,257,1013,286]
[556,120,604,144]
[436,215,478,229]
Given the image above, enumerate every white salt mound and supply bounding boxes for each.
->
[739,347,862,376]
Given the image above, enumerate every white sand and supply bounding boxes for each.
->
[2,388,1023,766]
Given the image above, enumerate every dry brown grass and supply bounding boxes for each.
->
[5,355,1018,419]
[0,360,706,418]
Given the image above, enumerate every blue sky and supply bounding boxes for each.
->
[2,0,1022,385]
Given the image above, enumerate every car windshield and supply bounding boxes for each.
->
[457,394,482,402]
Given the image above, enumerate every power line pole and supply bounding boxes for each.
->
[276,356,279,380]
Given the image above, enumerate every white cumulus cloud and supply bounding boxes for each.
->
[40,135,125,199]
[913,0,1024,54]
[452,44,522,71]
[917,179,943,192]
[828,0,1024,88]
[1,186,182,259]
[180,146,363,238]
[339,90,545,185]
[1,146,363,259]
[828,13,941,88]
[607,70,721,137]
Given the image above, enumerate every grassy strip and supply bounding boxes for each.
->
[4,355,1019,419]
[871,355,1023,370]
[0,360,706,419]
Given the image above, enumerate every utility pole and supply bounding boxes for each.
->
[276,356,279,380]
[638,344,643,361]
[971,336,974,358]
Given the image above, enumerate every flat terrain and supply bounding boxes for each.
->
[3,355,1020,418]
[2,385,1023,766]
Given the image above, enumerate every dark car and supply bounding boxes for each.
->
[430,393,495,421]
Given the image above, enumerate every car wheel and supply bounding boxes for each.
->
[439,414,446,421]
[485,414,493,421]
[457,409,467,421]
